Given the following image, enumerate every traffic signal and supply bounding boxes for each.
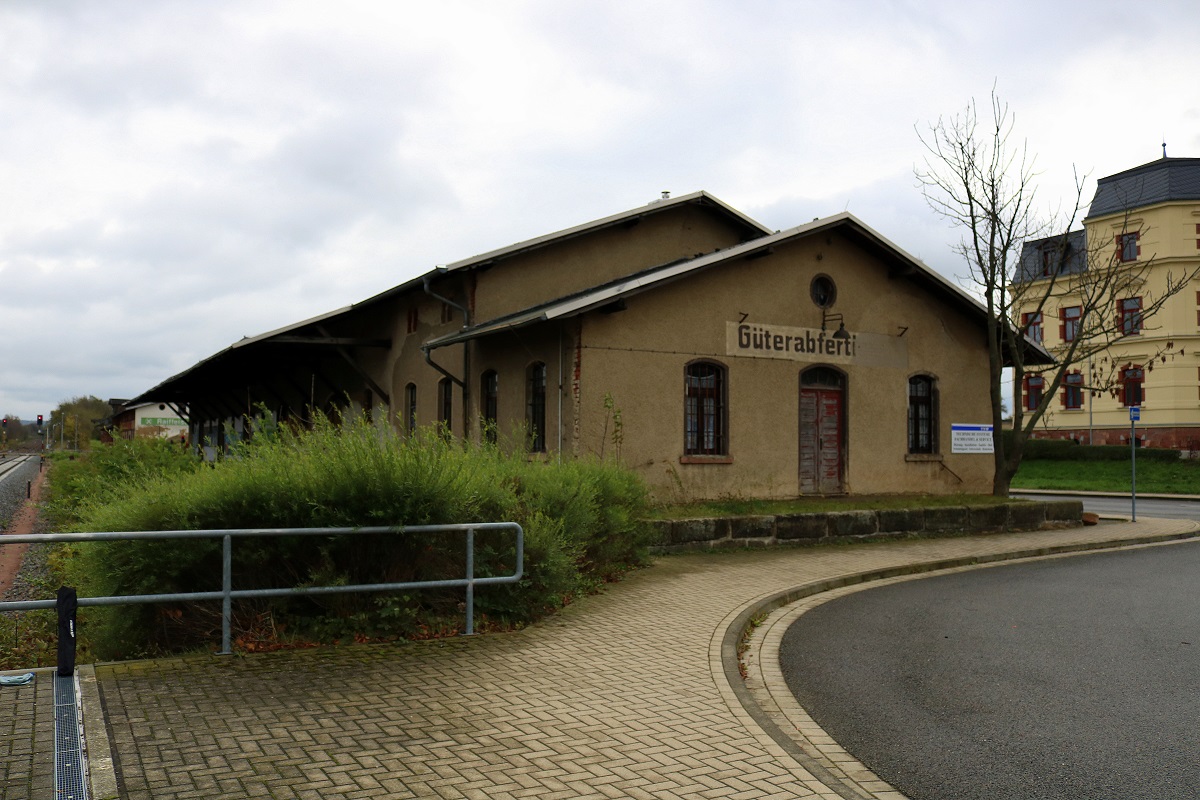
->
[37,414,43,428]
[1,417,6,428]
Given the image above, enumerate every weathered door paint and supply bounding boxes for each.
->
[799,368,845,494]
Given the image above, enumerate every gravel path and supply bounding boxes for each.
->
[0,457,53,604]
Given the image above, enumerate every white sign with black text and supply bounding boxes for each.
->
[951,424,994,454]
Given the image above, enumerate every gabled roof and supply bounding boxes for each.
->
[132,196,1049,409]
[442,190,772,272]
[1087,157,1200,219]
[129,191,771,405]
[424,212,1052,365]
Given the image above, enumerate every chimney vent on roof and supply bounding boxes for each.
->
[662,191,670,200]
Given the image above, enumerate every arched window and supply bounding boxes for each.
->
[481,370,499,444]
[438,378,454,436]
[685,361,727,456]
[907,375,937,454]
[526,362,547,452]
[405,383,417,434]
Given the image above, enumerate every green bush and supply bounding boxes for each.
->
[46,437,201,527]
[1019,438,1180,462]
[61,413,655,658]
[1000,429,1182,462]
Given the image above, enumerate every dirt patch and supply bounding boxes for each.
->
[0,464,47,595]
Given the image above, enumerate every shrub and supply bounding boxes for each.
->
[63,413,654,658]
[1014,434,1181,462]
[46,437,201,527]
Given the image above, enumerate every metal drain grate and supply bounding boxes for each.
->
[54,672,89,800]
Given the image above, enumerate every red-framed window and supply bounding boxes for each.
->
[1060,306,1081,343]
[1120,297,1142,335]
[1024,374,1045,411]
[1063,372,1083,410]
[1120,366,1144,407]
[1021,311,1044,343]
[1118,232,1140,263]
[1040,248,1056,277]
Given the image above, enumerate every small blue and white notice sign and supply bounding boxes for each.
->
[951,424,994,454]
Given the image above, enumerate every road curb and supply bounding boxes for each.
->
[720,523,1200,799]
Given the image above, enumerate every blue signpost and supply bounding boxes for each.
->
[1129,406,1139,521]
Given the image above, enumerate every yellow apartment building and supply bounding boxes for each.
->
[1016,157,1200,450]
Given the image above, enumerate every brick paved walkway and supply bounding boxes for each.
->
[66,518,1199,799]
[0,668,54,800]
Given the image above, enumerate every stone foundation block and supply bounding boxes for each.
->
[1007,503,1046,530]
[670,518,724,545]
[924,506,969,532]
[878,508,925,534]
[968,504,1009,532]
[775,514,828,540]
[1041,500,1084,522]
[729,516,777,540]
[827,510,878,538]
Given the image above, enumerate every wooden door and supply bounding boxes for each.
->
[799,370,844,494]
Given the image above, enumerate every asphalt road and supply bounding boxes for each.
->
[780,539,1200,800]
[1013,492,1200,520]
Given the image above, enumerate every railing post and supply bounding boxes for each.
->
[464,527,475,636]
[56,586,78,677]
[219,534,233,655]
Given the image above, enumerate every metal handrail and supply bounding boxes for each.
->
[0,522,524,653]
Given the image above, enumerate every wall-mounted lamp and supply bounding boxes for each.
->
[821,310,852,340]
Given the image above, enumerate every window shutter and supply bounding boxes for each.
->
[1058,308,1066,341]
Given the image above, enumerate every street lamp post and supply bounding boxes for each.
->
[1129,405,1139,521]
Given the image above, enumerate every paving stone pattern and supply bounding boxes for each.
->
[93,519,1199,799]
[0,669,55,800]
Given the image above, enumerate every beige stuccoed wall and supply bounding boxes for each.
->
[373,223,995,499]
[470,326,567,450]
[471,204,759,323]
[569,232,995,500]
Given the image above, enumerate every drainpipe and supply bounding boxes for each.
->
[557,325,564,459]
[422,270,472,435]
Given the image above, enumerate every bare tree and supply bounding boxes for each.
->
[916,90,1193,495]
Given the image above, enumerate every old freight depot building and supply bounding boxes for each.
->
[132,192,1012,499]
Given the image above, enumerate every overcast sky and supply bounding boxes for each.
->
[1,0,1196,422]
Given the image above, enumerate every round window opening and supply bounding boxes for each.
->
[810,275,837,309]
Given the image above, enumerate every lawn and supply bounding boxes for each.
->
[649,493,1014,520]
[1012,458,1200,494]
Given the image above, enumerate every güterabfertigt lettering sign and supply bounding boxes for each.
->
[726,322,908,369]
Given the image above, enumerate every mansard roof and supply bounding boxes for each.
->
[1015,229,1088,284]
[1087,157,1200,219]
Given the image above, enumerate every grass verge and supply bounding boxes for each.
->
[649,493,1015,520]
[1012,458,1200,494]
